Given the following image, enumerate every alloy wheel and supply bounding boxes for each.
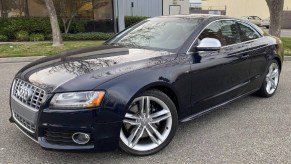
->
[265,62,279,95]
[120,96,173,152]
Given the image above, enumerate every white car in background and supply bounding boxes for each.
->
[261,17,270,29]
[241,16,262,26]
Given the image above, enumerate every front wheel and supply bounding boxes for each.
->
[119,90,178,156]
[256,60,280,97]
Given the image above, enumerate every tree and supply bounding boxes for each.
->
[54,0,91,34]
[44,0,63,46]
[37,0,108,34]
[55,0,108,34]
[266,0,284,37]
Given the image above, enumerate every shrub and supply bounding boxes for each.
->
[62,32,115,41]
[125,16,149,28]
[15,31,29,41]
[45,32,114,41]
[0,17,51,39]
[30,33,45,41]
[0,17,88,40]
[0,35,8,42]
[59,20,85,34]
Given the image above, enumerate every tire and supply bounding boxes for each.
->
[119,90,178,156]
[256,60,280,97]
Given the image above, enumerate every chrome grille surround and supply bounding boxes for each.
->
[12,78,46,110]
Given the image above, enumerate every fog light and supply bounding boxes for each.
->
[72,132,90,145]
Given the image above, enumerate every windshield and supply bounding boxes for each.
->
[107,17,204,51]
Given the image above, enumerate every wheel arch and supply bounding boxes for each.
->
[273,57,282,71]
[146,85,180,115]
[126,82,181,119]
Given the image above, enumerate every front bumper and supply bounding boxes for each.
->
[10,97,123,152]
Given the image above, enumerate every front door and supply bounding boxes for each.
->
[189,20,251,114]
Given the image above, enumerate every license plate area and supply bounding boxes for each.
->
[11,96,38,133]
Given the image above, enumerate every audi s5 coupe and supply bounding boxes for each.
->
[9,15,284,156]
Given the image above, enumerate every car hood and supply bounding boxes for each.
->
[17,45,176,93]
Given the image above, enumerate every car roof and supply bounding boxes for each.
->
[153,14,235,21]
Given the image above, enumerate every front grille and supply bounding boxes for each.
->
[44,129,93,146]
[13,112,36,133]
[12,79,46,110]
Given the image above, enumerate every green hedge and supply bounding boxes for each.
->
[0,17,86,40]
[0,35,8,42]
[15,31,29,41]
[59,20,86,34]
[0,17,51,39]
[125,16,149,28]
[0,16,146,41]
[46,32,115,41]
[30,33,45,41]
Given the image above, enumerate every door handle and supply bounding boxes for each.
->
[241,54,250,59]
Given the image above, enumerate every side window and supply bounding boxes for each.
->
[198,20,240,46]
[238,22,261,42]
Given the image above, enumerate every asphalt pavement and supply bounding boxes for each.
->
[0,62,290,164]
[261,27,291,37]
[281,29,291,37]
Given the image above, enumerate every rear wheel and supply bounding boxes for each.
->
[119,90,178,156]
[256,60,280,97]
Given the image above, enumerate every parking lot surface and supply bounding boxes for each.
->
[0,61,290,164]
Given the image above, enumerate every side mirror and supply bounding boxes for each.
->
[196,38,222,51]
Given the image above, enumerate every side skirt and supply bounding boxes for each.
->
[180,89,260,123]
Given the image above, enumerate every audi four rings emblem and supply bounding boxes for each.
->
[16,85,33,101]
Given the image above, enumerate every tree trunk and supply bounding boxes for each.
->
[266,0,284,37]
[0,0,3,17]
[44,0,63,46]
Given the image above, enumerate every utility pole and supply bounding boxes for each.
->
[113,0,125,32]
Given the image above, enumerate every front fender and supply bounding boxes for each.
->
[95,54,191,123]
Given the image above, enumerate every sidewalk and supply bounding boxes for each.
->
[0,56,45,63]
[0,41,52,45]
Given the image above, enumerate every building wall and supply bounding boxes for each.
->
[28,0,48,17]
[123,0,163,17]
[163,0,190,16]
[202,0,291,19]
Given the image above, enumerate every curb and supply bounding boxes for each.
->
[0,56,290,64]
[284,56,291,61]
[0,56,45,63]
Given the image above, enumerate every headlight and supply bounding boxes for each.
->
[50,91,105,109]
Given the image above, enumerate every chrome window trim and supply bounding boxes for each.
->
[186,18,264,53]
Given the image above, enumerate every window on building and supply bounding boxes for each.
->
[0,0,29,17]
[92,0,113,20]
[27,0,48,17]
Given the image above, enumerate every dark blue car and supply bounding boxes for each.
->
[9,14,284,156]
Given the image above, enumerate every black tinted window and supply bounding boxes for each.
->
[198,20,240,46]
[238,22,261,42]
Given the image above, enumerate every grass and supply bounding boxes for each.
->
[281,37,291,56]
[0,41,104,58]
